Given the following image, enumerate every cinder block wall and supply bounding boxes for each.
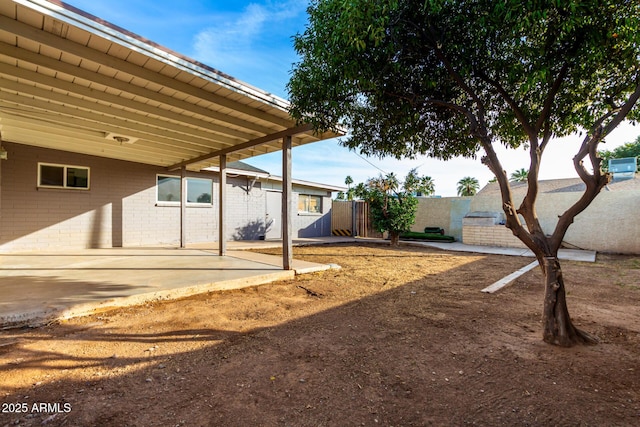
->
[225,177,268,241]
[0,143,334,251]
[293,194,332,238]
[467,185,640,253]
[411,188,639,253]
[1,143,120,250]
[0,143,218,250]
[554,191,640,253]
[412,197,472,241]
[462,224,527,248]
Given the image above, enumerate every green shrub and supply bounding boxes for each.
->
[399,232,455,242]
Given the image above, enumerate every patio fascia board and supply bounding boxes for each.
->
[166,124,314,171]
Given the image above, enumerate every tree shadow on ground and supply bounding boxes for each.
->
[0,246,638,427]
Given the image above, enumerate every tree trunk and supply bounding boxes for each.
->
[542,257,598,347]
[389,231,400,246]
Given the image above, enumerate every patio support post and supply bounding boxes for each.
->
[219,154,227,256]
[282,135,293,270]
[180,166,187,248]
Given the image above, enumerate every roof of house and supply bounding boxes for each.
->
[227,161,270,175]
[477,175,640,197]
[206,161,346,192]
[0,0,340,171]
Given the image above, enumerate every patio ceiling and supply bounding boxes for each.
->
[0,0,338,171]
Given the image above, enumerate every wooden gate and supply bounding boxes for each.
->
[331,200,352,236]
[331,201,382,238]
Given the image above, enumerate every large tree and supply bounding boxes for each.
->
[355,169,435,246]
[288,0,640,346]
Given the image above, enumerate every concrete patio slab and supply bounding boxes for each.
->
[0,247,337,328]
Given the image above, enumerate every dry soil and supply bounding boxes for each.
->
[1,243,639,426]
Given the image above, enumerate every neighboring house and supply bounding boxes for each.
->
[0,1,341,254]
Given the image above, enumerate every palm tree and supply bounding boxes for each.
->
[457,176,480,196]
[344,175,355,200]
[510,168,529,182]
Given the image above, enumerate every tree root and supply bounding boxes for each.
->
[543,325,599,347]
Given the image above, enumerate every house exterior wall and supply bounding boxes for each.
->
[2,142,122,250]
[293,192,332,238]
[260,179,332,239]
[226,176,269,240]
[0,143,333,251]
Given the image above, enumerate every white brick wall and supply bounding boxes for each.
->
[0,143,334,251]
[462,225,527,248]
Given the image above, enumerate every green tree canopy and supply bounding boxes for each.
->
[457,177,480,196]
[355,169,433,246]
[289,0,640,347]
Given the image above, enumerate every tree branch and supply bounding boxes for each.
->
[550,82,640,251]
[432,48,489,131]
[602,82,640,136]
[475,70,535,137]
[479,137,544,260]
[535,62,570,134]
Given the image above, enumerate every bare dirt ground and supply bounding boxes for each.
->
[1,242,639,426]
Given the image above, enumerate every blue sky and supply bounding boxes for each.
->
[65,0,638,196]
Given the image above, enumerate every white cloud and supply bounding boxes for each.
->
[191,0,307,94]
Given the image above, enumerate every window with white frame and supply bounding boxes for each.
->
[298,194,322,214]
[157,175,181,202]
[186,177,212,204]
[156,175,213,205]
[38,163,90,189]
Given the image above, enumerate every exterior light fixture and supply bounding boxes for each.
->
[113,136,130,144]
[105,132,138,144]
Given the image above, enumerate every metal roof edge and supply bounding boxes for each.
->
[265,175,347,192]
[202,167,345,192]
[14,0,292,111]
[203,166,271,179]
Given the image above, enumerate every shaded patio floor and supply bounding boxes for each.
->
[0,239,349,327]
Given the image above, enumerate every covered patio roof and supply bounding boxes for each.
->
[0,0,343,270]
[0,0,338,170]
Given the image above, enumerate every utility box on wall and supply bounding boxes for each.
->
[609,157,637,181]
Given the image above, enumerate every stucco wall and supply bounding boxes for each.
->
[409,187,639,253]
[412,197,472,241]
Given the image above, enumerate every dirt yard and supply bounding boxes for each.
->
[1,243,639,426]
